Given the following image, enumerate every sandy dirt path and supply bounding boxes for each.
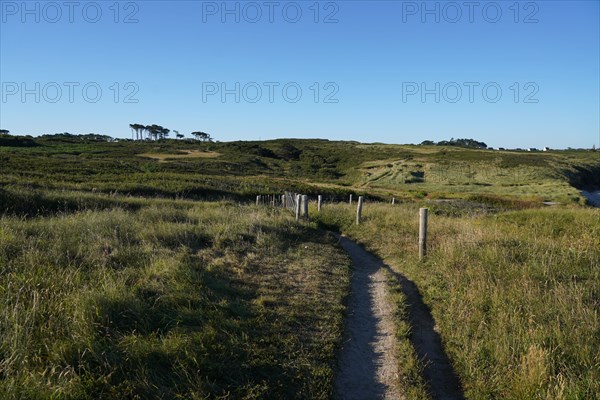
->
[334,236,402,400]
[334,235,464,400]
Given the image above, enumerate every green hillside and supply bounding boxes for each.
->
[2,136,598,209]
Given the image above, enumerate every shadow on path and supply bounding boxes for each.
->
[383,265,465,400]
[335,234,465,400]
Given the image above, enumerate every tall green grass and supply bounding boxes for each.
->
[314,202,600,399]
[0,197,350,399]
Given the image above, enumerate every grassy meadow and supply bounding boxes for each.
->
[1,136,599,399]
[0,193,350,399]
[314,201,600,399]
[1,136,599,204]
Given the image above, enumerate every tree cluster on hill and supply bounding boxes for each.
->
[1,132,116,146]
[191,131,212,142]
[39,133,115,143]
[1,130,117,144]
[420,138,488,149]
[129,124,212,142]
[0,132,38,147]
[129,124,171,141]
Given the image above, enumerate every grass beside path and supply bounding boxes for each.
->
[314,202,600,399]
[0,197,351,399]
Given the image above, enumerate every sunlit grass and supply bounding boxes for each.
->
[0,196,351,399]
[314,202,600,399]
[1,139,598,204]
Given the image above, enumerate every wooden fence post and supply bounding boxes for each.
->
[302,195,309,219]
[392,197,395,205]
[256,195,260,206]
[295,194,301,221]
[349,194,353,204]
[282,194,286,208]
[318,195,322,212]
[419,208,428,260]
[356,196,364,225]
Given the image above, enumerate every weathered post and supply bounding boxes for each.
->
[256,195,260,206]
[356,196,364,225]
[419,208,428,260]
[302,195,309,219]
[349,194,353,204]
[392,197,395,205]
[317,195,322,212]
[295,194,301,221]
[272,194,275,207]
[282,194,286,208]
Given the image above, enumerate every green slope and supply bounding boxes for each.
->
[1,137,599,207]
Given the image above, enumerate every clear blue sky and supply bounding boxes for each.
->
[1,0,599,148]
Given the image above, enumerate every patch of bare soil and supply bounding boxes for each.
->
[138,150,221,162]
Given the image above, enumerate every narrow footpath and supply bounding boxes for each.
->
[334,235,464,400]
[334,235,402,400]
